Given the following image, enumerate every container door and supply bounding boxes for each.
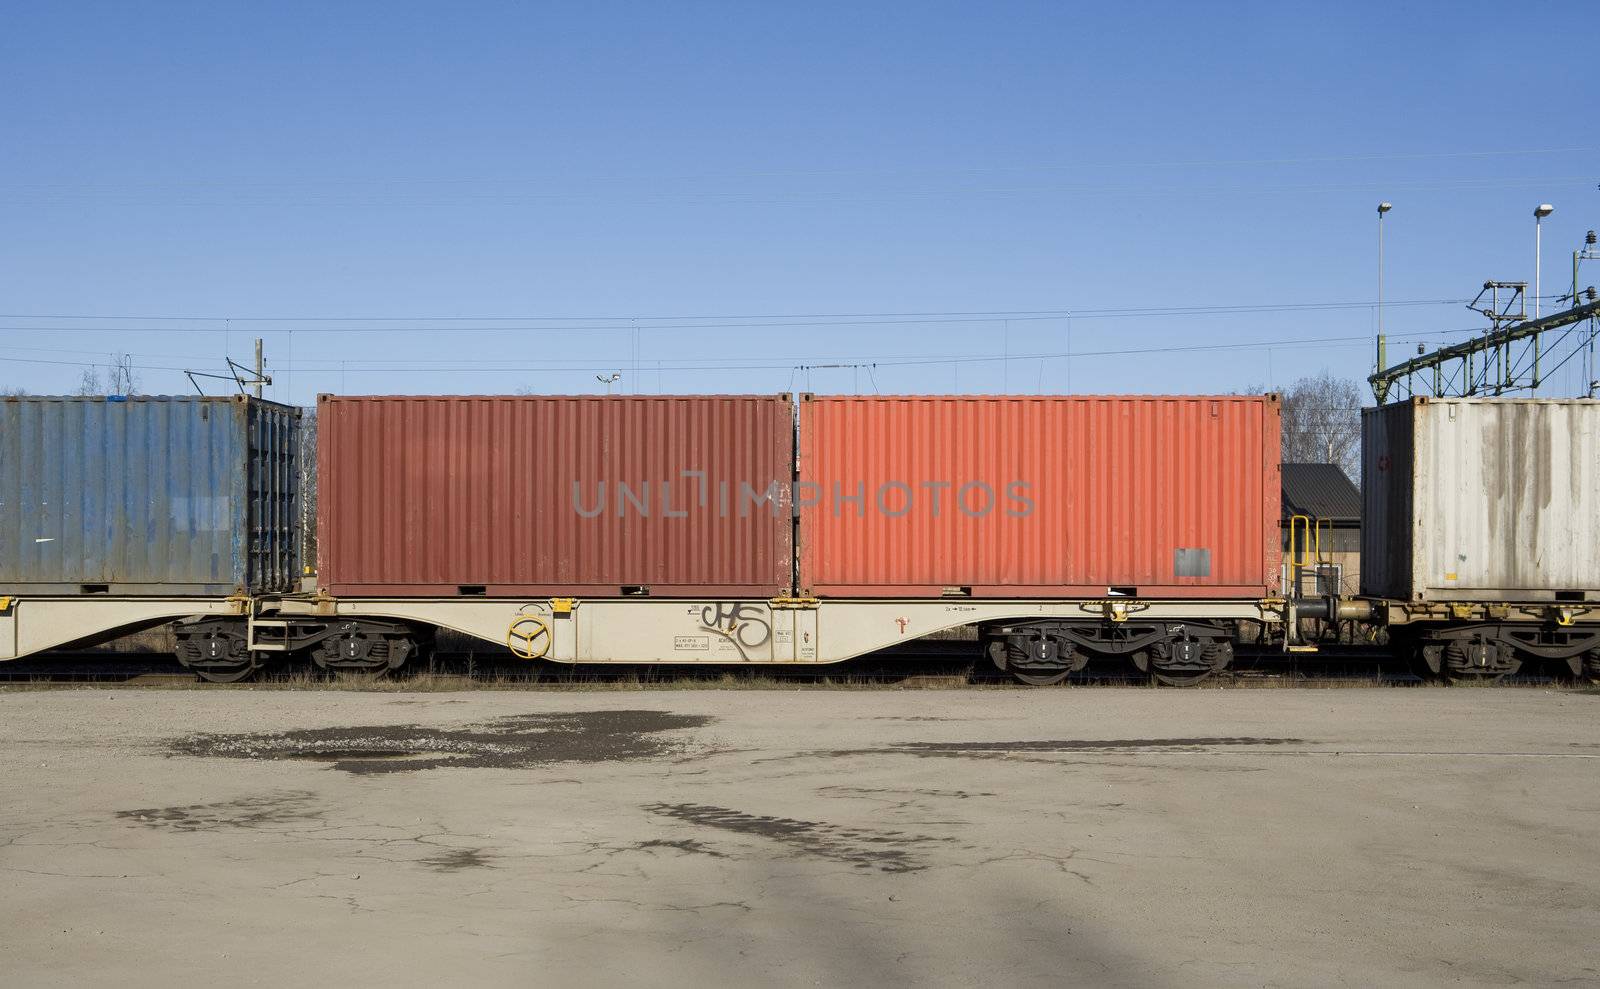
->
[244,400,300,594]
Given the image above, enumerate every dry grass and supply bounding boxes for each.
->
[0,670,988,693]
[1,668,1589,693]
[254,670,985,692]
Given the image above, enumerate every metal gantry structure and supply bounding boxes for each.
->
[1370,230,1600,403]
[184,337,272,396]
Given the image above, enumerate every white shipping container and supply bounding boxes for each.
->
[1362,398,1600,602]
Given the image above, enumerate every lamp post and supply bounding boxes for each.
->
[1376,202,1392,373]
[1535,204,1555,318]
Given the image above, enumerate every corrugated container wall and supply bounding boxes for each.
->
[0,395,301,595]
[1362,398,1600,602]
[797,395,1280,597]
[316,395,794,597]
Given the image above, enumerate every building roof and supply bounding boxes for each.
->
[1281,463,1361,523]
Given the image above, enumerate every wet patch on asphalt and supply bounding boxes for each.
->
[817,785,995,800]
[645,802,953,873]
[170,710,714,774]
[898,736,1303,753]
[814,736,1306,760]
[417,848,495,872]
[117,790,322,832]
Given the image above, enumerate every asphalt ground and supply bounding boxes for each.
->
[1,688,1596,987]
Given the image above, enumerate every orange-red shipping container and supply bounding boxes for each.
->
[795,395,1280,598]
[317,395,794,597]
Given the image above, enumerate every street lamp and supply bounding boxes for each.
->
[596,372,621,395]
[1376,202,1393,372]
[1535,204,1555,318]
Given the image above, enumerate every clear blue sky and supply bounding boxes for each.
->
[2,0,1595,403]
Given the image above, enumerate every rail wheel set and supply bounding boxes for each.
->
[1,392,1595,685]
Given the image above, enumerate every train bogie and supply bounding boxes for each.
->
[980,617,1235,685]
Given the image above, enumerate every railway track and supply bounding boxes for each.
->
[0,643,1578,687]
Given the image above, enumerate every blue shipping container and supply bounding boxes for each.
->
[0,395,300,595]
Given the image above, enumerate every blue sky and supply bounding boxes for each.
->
[1,0,1595,403]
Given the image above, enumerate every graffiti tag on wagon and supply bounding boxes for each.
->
[574,470,1035,519]
[691,602,773,659]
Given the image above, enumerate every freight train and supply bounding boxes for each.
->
[0,392,1595,684]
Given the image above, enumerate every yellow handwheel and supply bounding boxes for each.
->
[506,615,551,660]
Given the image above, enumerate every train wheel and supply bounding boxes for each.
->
[1583,648,1600,686]
[309,624,419,679]
[1147,636,1230,687]
[985,633,1082,686]
[174,621,260,684]
[1439,638,1520,683]
[193,662,260,684]
[1150,668,1211,687]
[1010,667,1073,686]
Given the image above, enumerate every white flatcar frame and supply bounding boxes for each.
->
[1,592,1288,665]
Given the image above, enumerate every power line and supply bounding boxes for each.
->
[0,298,1469,332]
[0,329,1460,376]
[0,298,1468,320]
[0,315,1502,379]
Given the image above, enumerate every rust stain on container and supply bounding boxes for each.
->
[796,395,1280,598]
[317,395,794,597]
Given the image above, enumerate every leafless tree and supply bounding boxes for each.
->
[1240,370,1364,480]
[75,355,140,396]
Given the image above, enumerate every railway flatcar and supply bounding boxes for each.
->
[0,391,1295,683]
[253,393,1282,684]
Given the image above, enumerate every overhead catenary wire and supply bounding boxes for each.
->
[3,299,1577,396]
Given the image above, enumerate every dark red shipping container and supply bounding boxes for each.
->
[796,395,1280,598]
[317,395,794,597]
